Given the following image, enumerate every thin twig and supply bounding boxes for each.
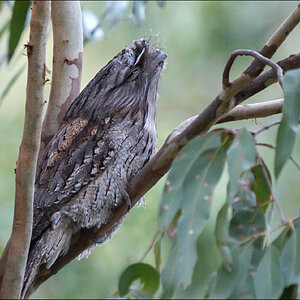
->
[253,120,281,136]
[139,229,160,262]
[257,155,286,224]
[256,142,300,171]
[239,214,300,245]
[168,99,283,143]
[223,49,284,88]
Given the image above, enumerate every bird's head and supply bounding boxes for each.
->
[65,39,167,121]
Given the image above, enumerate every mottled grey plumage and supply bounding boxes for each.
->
[22,39,166,296]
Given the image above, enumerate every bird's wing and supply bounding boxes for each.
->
[32,116,112,241]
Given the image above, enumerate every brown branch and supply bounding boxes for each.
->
[38,2,83,163]
[234,52,300,106]
[168,99,283,141]
[223,49,284,88]
[26,3,300,296]
[0,2,50,299]
[253,120,281,135]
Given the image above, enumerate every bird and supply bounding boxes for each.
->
[22,39,167,297]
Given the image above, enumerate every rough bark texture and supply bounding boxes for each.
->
[0,2,50,299]
[22,39,166,298]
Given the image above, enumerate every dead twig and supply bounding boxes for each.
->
[256,142,300,171]
[223,49,284,88]
[253,120,281,136]
[139,229,160,262]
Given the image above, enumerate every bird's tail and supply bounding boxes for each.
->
[21,216,75,298]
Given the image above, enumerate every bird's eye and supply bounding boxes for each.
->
[127,68,139,80]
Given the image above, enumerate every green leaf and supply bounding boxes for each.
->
[132,1,146,26]
[159,131,223,228]
[232,182,257,212]
[8,0,31,61]
[0,63,26,104]
[157,0,166,8]
[105,1,129,29]
[227,128,257,198]
[280,229,300,286]
[161,131,232,297]
[250,163,272,212]
[0,19,9,41]
[174,225,222,299]
[215,202,232,271]
[275,69,300,178]
[210,242,253,298]
[229,208,265,243]
[254,245,285,299]
[229,207,266,267]
[118,263,159,297]
[273,227,292,252]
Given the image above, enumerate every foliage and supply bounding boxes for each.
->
[1,1,300,299]
[118,70,300,299]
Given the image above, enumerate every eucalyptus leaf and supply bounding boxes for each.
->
[82,9,104,42]
[105,1,129,29]
[210,242,253,298]
[227,128,257,199]
[132,1,146,26]
[0,19,9,40]
[250,163,272,212]
[0,63,26,104]
[160,131,223,228]
[161,132,232,296]
[280,229,300,286]
[157,1,166,8]
[8,0,31,61]
[275,69,300,178]
[118,263,159,297]
[173,225,222,299]
[254,245,284,299]
[215,202,232,271]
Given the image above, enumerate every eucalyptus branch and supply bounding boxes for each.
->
[234,52,300,106]
[168,99,284,142]
[26,3,300,296]
[253,120,281,135]
[38,1,83,162]
[0,2,50,299]
[139,229,160,262]
[239,214,300,245]
[222,49,284,88]
[256,142,300,171]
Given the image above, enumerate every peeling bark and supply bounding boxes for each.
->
[38,1,83,162]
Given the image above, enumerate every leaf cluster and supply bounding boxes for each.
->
[118,69,300,299]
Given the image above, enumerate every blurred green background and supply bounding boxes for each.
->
[0,1,300,298]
